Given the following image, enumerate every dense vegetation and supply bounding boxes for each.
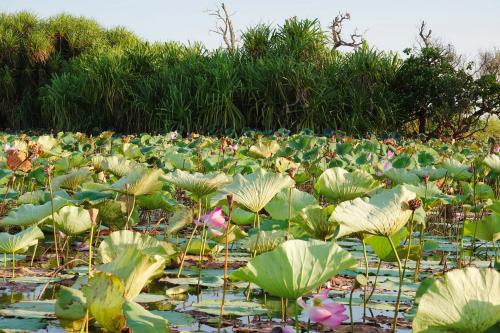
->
[0,12,499,137]
[0,131,499,332]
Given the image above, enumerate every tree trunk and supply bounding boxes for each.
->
[418,112,426,134]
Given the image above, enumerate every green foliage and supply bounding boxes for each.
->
[0,12,498,137]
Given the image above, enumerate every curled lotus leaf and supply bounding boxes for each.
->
[331,185,416,237]
[314,167,381,203]
[162,169,230,198]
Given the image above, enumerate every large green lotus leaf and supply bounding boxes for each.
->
[483,154,500,174]
[163,151,196,171]
[0,226,44,254]
[332,185,416,237]
[98,230,176,299]
[0,317,47,332]
[54,286,87,331]
[314,167,381,203]
[122,300,169,332]
[265,188,317,221]
[85,272,126,332]
[1,197,67,226]
[230,239,357,299]
[464,214,500,242]
[441,158,473,181]
[162,169,230,198]
[53,206,92,235]
[51,168,91,191]
[216,169,294,213]
[384,168,420,185]
[248,140,280,159]
[293,205,337,241]
[413,268,500,333]
[111,168,164,196]
[92,155,138,177]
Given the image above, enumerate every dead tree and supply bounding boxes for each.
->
[208,3,237,50]
[329,12,363,49]
[418,21,432,47]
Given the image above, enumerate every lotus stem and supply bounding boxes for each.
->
[177,201,202,277]
[402,217,414,289]
[218,199,233,332]
[47,169,60,267]
[366,259,382,303]
[287,187,292,240]
[458,206,467,269]
[387,235,403,333]
[88,224,94,278]
[177,224,198,277]
[125,195,135,230]
[361,238,369,322]
[349,286,355,333]
[30,242,38,267]
[414,223,425,282]
[11,251,15,278]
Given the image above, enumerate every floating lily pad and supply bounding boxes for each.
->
[0,300,56,319]
[192,299,267,316]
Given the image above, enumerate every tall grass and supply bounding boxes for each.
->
[0,12,451,135]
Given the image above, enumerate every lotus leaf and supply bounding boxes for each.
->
[332,185,416,237]
[53,206,92,235]
[162,169,230,198]
[111,168,164,196]
[314,167,381,203]
[413,267,500,333]
[230,239,357,299]
[0,226,44,254]
[98,230,177,299]
[217,169,294,213]
[1,197,67,226]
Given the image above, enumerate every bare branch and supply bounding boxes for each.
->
[207,3,237,50]
[418,21,432,47]
[329,12,362,49]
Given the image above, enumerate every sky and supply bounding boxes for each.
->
[1,0,499,59]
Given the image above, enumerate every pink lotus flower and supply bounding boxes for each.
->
[494,145,500,154]
[229,144,238,152]
[195,208,226,236]
[170,131,178,140]
[383,161,392,171]
[387,150,395,159]
[297,289,348,329]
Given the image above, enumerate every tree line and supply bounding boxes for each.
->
[0,10,498,138]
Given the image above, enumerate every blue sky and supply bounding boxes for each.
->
[1,0,499,58]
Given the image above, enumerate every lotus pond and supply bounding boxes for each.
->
[0,131,498,333]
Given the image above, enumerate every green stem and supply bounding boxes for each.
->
[177,224,198,277]
[11,251,15,278]
[387,235,403,333]
[361,238,369,323]
[218,205,232,332]
[366,260,382,303]
[47,170,60,267]
[287,188,292,240]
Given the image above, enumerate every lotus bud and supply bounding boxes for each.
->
[408,198,422,211]
[88,208,99,225]
[423,175,430,184]
[226,194,234,209]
